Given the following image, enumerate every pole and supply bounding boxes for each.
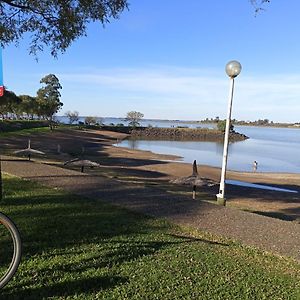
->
[216,77,235,206]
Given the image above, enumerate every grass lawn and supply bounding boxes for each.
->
[0,125,76,137]
[0,175,299,299]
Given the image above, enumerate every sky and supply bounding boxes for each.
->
[2,0,300,122]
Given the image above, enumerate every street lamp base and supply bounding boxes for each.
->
[216,194,226,206]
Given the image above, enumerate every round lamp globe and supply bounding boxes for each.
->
[225,60,242,78]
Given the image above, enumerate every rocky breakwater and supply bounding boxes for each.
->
[130,127,248,142]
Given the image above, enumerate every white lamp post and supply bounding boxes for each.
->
[216,60,242,206]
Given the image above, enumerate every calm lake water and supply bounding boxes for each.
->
[115,125,300,173]
[55,116,300,173]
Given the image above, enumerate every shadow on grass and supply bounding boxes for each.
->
[3,276,127,299]
[1,176,227,298]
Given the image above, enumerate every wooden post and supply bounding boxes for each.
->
[192,160,198,176]
[192,160,198,199]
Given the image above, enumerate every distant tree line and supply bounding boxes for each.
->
[0,74,63,129]
[200,117,300,127]
[76,111,144,128]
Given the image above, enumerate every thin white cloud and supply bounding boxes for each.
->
[59,67,226,99]
[59,66,300,122]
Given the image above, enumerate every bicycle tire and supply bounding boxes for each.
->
[0,212,22,289]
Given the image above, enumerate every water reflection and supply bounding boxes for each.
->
[128,139,139,150]
[116,135,300,173]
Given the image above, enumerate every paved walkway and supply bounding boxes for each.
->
[2,157,300,261]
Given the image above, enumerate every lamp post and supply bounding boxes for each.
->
[216,60,242,206]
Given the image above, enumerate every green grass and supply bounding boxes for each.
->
[0,175,299,299]
[0,126,51,137]
[0,124,78,138]
[0,120,50,133]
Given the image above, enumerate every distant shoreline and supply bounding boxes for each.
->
[55,116,300,129]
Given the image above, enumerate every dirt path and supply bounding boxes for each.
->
[1,128,299,260]
[2,156,300,261]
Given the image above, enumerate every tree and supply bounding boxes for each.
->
[36,74,63,129]
[84,116,97,126]
[0,0,128,56]
[217,120,234,133]
[19,95,37,119]
[125,111,144,127]
[0,89,21,118]
[65,110,79,124]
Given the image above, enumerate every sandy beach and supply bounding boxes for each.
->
[2,128,300,223]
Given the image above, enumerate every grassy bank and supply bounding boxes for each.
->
[1,175,299,299]
[0,120,50,133]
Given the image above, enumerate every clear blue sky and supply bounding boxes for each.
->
[3,0,300,122]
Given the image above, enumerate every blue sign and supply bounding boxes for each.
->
[0,47,3,86]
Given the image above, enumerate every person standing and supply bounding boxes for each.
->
[253,160,258,172]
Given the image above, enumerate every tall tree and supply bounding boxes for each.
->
[19,95,37,119]
[0,0,128,56]
[0,89,21,118]
[36,74,63,129]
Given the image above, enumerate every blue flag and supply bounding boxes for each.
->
[0,47,3,86]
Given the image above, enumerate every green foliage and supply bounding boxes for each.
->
[36,74,63,127]
[1,175,299,299]
[0,0,128,56]
[0,89,21,117]
[0,120,49,132]
[18,95,37,119]
[126,111,144,127]
[217,119,234,132]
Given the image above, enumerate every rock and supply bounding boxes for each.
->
[130,127,248,142]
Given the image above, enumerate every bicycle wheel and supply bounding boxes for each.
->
[0,212,22,289]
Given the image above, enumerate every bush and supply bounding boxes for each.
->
[84,116,97,126]
[217,120,234,132]
[0,120,49,132]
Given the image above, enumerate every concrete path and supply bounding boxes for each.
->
[2,157,300,261]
